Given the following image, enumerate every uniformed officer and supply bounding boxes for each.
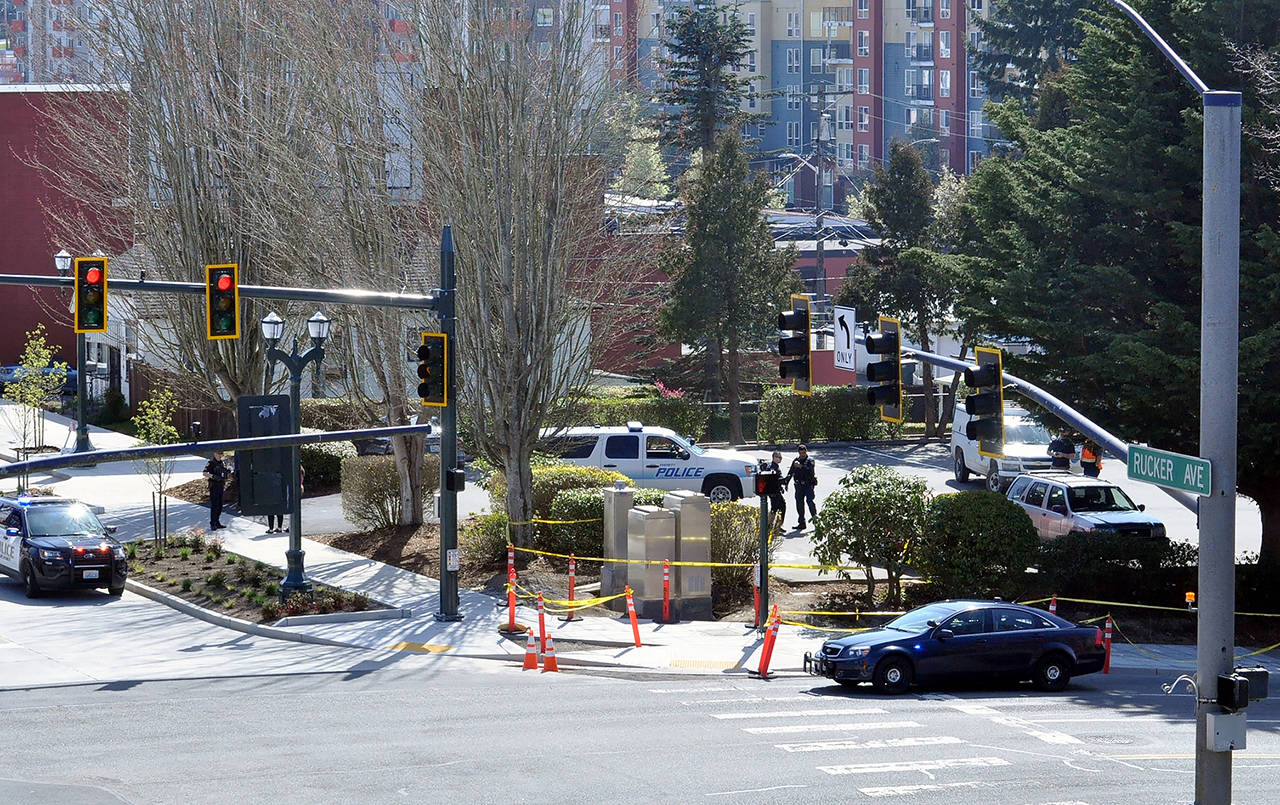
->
[203,451,230,530]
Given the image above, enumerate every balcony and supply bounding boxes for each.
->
[912,8,934,24]
[595,24,610,39]
[907,84,932,101]
[910,45,933,61]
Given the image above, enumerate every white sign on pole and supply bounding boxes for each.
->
[833,305,857,372]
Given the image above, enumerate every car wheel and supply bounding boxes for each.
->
[703,475,738,504]
[22,563,41,599]
[873,656,913,695]
[985,461,1003,493]
[953,449,971,483]
[108,583,125,597]
[1033,653,1073,692]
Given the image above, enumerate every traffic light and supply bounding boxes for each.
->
[73,256,108,333]
[777,293,811,396]
[205,264,240,339]
[865,316,901,422]
[963,346,1004,457]
[417,331,447,407]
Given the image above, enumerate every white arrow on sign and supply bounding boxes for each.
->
[833,305,856,372]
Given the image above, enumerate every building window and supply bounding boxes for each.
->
[906,30,916,58]
[857,0,870,19]
[613,45,622,62]
[836,67,853,92]
[970,31,982,50]
[939,147,949,166]
[939,69,950,97]
[905,0,915,19]
[858,144,870,169]
[535,7,553,27]
[857,30,870,57]
[748,52,756,73]
[758,123,767,137]
[787,121,801,147]
[969,150,983,172]
[838,105,852,130]
[810,121,818,142]
[839,142,854,162]
[857,105,870,132]
[940,31,951,59]
[939,109,950,132]
[787,85,802,109]
[857,68,870,94]
[787,48,800,74]
[969,70,983,97]
[969,109,984,137]
[905,68,916,97]
[787,12,800,37]
[746,12,755,36]
[970,0,983,10]
[941,0,951,18]
[810,47,825,72]
[748,93,756,109]
[651,12,660,32]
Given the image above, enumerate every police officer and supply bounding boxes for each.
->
[786,444,818,531]
[766,451,788,526]
[203,451,230,530]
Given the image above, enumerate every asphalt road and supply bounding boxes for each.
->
[2,647,1278,804]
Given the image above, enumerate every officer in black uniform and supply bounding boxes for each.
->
[766,451,788,525]
[203,451,230,530]
[786,444,818,531]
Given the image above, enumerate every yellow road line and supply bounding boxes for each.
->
[388,642,456,654]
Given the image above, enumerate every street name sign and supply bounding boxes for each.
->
[1127,444,1212,496]
[833,305,856,373]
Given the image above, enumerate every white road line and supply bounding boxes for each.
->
[936,698,1082,744]
[681,695,828,705]
[648,686,737,694]
[859,780,1016,798]
[712,707,886,720]
[776,735,964,753]
[743,720,920,735]
[1027,717,1193,723]
[704,784,809,797]
[820,756,1011,776]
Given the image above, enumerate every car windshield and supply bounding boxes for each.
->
[884,602,964,632]
[1005,420,1051,444]
[25,504,104,537]
[674,435,705,456]
[1068,485,1139,512]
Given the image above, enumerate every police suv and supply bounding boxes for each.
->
[542,422,756,503]
[0,495,128,598]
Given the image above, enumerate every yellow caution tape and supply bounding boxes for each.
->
[507,517,604,526]
[509,544,862,572]
[1020,595,1280,619]
[541,592,628,611]
[779,618,874,634]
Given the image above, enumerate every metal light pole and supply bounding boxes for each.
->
[54,249,92,453]
[436,226,461,621]
[261,309,330,600]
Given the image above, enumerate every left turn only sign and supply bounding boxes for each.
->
[833,305,856,372]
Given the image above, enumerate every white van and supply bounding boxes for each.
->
[951,405,1056,492]
[541,422,756,502]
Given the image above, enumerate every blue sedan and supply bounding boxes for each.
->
[803,599,1106,694]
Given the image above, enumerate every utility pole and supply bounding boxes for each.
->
[811,84,833,350]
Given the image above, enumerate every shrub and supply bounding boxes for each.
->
[634,487,668,507]
[562,394,709,441]
[207,535,225,558]
[179,548,191,560]
[461,513,511,567]
[1036,530,1193,599]
[188,532,206,552]
[206,570,227,588]
[282,593,314,616]
[298,397,370,431]
[341,453,441,530]
[300,439,356,490]
[546,488,607,561]
[811,465,929,606]
[181,578,192,591]
[260,601,282,622]
[758,385,886,444]
[915,491,1040,599]
[710,501,780,597]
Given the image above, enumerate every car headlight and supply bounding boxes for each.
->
[841,646,870,659]
[744,464,756,476]
[1153,524,1166,539]
[113,546,127,559]
[39,548,64,561]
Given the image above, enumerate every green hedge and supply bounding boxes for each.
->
[543,486,669,562]
[914,490,1040,600]
[298,398,371,431]
[557,394,709,441]
[757,385,885,444]
[300,439,356,489]
[461,513,511,567]
[710,501,779,597]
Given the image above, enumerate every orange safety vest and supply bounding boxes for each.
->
[1082,445,1101,466]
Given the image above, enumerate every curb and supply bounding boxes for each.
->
[272,608,414,627]
[125,579,367,650]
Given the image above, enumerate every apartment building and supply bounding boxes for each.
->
[3,0,102,84]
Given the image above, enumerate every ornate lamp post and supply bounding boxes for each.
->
[261,309,330,599]
[54,248,92,453]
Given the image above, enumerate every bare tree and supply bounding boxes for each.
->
[405,1,646,543]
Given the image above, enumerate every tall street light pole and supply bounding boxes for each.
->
[54,249,92,453]
[261,309,331,600]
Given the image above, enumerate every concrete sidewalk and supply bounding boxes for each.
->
[5,401,1279,681]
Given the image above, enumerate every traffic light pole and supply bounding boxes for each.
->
[436,226,462,622]
[73,331,92,453]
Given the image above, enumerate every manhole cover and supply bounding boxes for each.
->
[1082,734,1135,745]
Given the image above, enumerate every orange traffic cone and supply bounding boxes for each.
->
[541,634,560,673]
[522,628,539,671]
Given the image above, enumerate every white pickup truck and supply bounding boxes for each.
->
[951,404,1057,492]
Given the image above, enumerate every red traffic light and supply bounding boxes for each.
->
[216,274,233,292]
[85,267,102,285]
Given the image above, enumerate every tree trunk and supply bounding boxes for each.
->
[916,322,936,438]
[391,431,427,527]
[504,444,536,550]
[938,342,969,433]
[726,341,743,445]
[707,337,723,400]
[1247,475,1280,575]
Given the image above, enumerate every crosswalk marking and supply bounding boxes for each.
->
[858,779,1016,798]
[647,686,736,694]
[819,756,1010,776]
[776,735,964,753]
[712,707,886,720]
[681,695,827,705]
[743,720,920,735]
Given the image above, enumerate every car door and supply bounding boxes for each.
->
[644,434,691,489]
[988,608,1055,674]
[601,434,645,485]
[1018,482,1052,538]
[917,608,992,681]
[1042,485,1073,538]
[0,504,22,575]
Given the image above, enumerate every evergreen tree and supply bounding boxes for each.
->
[956,0,1280,573]
[969,0,1089,105]
[659,130,798,443]
[656,3,763,160]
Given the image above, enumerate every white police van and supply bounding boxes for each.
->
[542,422,756,503]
